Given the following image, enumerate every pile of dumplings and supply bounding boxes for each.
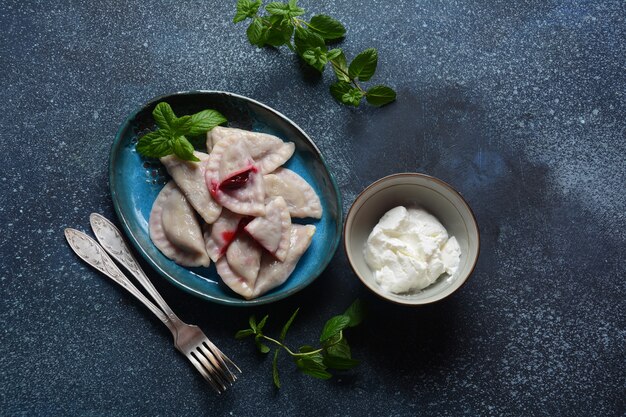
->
[148,126,322,299]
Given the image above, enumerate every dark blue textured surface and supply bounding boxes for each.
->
[1,0,624,415]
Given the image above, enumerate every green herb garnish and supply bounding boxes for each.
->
[136,102,226,162]
[235,299,364,388]
[233,0,396,107]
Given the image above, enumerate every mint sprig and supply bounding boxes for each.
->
[233,0,396,107]
[235,300,364,388]
[135,102,226,162]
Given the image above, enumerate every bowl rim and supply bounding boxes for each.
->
[343,172,480,306]
[109,90,343,306]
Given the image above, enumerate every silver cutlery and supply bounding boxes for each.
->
[64,216,240,394]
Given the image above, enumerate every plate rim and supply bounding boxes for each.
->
[109,90,343,306]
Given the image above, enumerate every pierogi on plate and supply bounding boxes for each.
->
[148,127,321,299]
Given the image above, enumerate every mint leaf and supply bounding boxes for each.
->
[326,336,351,357]
[323,355,359,370]
[302,351,324,365]
[136,131,172,158]
[172,115,192,135]
[348,48,378,81]
[249,315,258,332]
[307,15,346,40]
[294,26,326,56]
[287,2,304,17]
[172,136,199,162]
[320,315,350,342]
[267,1,304,17]
[256,341,270,354]
[257,315,269,332]
[280,308,299,342]
[296,354,332,380]
[326,48,341,60]
[235,329,255,339]
[266,2,289,15]
[138,102,227,159]
[187,109,227,136]
[329,50,350,82]
[343,299,364,327]
[234,0,261,23]
[234,10,248,24]
[341,88,364,106]
[324,332,342,347]
[329,81,352,103]
[265,15,294,47]
[152,102,177,130]
[247,17,266,46]
[302,47,328,72]
[366,85,396,107]
[255,334,270,353]
[272,349,281,388]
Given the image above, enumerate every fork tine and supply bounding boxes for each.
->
[198,342,236,384]
[187,352,223,394]
[203,341,239,382]
[196,345,234,388]
[191,349,228,392]
[205,339,242,374]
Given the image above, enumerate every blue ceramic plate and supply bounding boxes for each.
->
[109,91,342,306]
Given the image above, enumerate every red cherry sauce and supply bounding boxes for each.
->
[218,216,254,255]
[218,165,258,192]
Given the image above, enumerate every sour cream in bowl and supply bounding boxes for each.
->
[364,206,461,294]
[344,173,479,305]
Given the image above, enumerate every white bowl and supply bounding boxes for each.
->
[344,173,480,305]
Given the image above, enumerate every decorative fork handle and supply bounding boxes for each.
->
[88,213,183,325]
[64,228,176,333]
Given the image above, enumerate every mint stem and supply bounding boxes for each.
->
[260,334,323,357]
[329,60,365,93]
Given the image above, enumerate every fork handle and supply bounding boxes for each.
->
[64,228,177,334]
[89,214,182,325]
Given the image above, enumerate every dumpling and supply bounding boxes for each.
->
[205,134,265,217]
[203,209,242,262]
[216,256,254,299]
[244,197,291,262]
[160,151,221,224]
[263,168,322,219]
[219,225,315,300]
[207,126,295,174]
[149,182,210,267]
[250,225,316,299]
[226,233,262,284]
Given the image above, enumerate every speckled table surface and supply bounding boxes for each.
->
[1,0,625,416]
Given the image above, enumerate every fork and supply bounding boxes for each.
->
[64,216,240,394]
